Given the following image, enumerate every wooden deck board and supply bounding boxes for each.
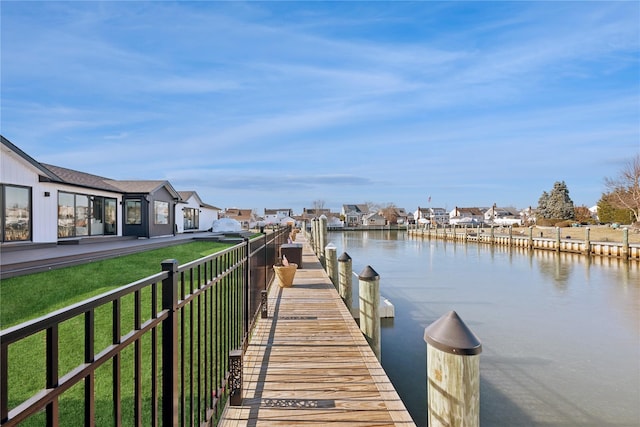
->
[218,234,416,426]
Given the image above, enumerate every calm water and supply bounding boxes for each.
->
[328,231,640,427]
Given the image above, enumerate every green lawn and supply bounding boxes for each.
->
[0,240,235,425]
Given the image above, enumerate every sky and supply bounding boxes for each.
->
[1,1,638,215]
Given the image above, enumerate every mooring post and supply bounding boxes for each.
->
[325,243,338,288]
[555,226,561,251]
[508,225,513,247]
[584,227,591,256]
[311,218,319,256]
[359,266,380,361]
[338,252,353,311]
[528,225,534,249]
[424,311,482,427]
[319,215,328,266]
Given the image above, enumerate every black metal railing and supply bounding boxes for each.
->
[0,227,289,426]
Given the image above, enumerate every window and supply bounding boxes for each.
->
[184,207,199,230]
[59,192,118,237]
[2,185,31,242]
[125,200,142,225]
[154,201,169,225]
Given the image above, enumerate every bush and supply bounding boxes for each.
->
[556,220,574,228]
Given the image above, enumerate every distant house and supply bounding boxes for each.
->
[363,212,386,226]
[342,204,369,227]
[301,208,331,220]
[449,207,484,226]
[485,204,522,226]
[264,208,293,225]
[414,207,449,226]
[222,208,256,229]
[380,207,408,224]
[176,191,221,233]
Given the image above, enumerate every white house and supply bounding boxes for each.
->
[484,205,522,226]
[414,207,449,225]
[264,208,293,225]
[362,212,386,226]
[176,191,220,233]
[342,204,369,227]
[449,207,484,226]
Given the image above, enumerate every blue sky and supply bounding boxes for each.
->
[2,1,638,214]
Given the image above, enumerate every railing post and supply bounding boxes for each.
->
[229,349,243,406]
[325,243,338,288]
[243,237,250,350]
[359,266,380,361]
[338,252,353,312]
[161,259,179,426]
[424,311,482,427]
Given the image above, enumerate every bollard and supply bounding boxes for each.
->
[508,225,513,247]
[424,311,482,427]
[325,243,338,288]
[528,225,534,249]
[338,252,353,311]
[555,226,561,251]
[229,349,243,406]
[359,266,380,361]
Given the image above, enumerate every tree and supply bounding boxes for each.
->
[380,203,399,224]
[536,181,575,220]
[597,196,635,224]
[603,154,640,224]
[574,205,594,224]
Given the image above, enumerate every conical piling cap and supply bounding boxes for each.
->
[358,265,379,281]
[424,311,482,355]
[338,252,352,262]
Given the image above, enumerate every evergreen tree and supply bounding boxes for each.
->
[537,181,575,220]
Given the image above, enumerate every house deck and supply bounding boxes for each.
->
[218,234,415,426]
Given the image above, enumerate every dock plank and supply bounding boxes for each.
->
[218,234,415,426]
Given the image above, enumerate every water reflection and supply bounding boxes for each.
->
[329,231,640,427]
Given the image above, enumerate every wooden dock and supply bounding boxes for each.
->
[219,235,416,426]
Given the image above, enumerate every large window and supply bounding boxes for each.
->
[154,201,169,225]
[58,192,117,238]
[184,208,199,230]
[1,185,31,242]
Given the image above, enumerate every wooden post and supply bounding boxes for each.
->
[424,311,482,427]
[311,218,319,256]
[325,243,338,288]
[584,227,591,256]
[359,266,380,361]
[490,225,495,244]
[338,252,353,312]
[555,226,561,251]
[528,226,534,249]
[622,228,629,260]
[319,215,328,266]
[508,226,513,247]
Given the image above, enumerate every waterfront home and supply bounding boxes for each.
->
[222,208,257,229]
[263,208,294,225]
[449,206,484,226]
[485,204,522,226]
[414,207,450,226]
[363,212,386,226]
[342,204,369,227]
[176,191,221,233]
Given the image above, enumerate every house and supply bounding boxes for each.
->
[176,191,221,233]
[484,204,522,226]
[222,208,256,229]
[1,136,224,245]
[342,204,369,227]
[363,212,386,226]
[263,208,293,225]
[449,207,484,226]
[414,207,449,226]
[301,208,331,220]
[379,206,409,224]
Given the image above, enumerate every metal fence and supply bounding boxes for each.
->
[0,227,289,426]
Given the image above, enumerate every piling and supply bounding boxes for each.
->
[325,243,338,288]
[319,215,327,266]
[622,228,629,259]
[424,311,482,427]
[359,265,381,361]
[338,252,353,312]
[584,227,591,256]
[555,226,561,251]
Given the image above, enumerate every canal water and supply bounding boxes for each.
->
[327,230,640,427]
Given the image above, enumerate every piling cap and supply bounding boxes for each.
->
[358,265,379,281]
[338,252,352,262]
[424,311,482,355]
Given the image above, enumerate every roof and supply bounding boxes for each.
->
[42,163,123,192]
[2,136,63,182]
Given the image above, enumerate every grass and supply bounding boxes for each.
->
[512,224,640,244]
[0,240,236,425]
